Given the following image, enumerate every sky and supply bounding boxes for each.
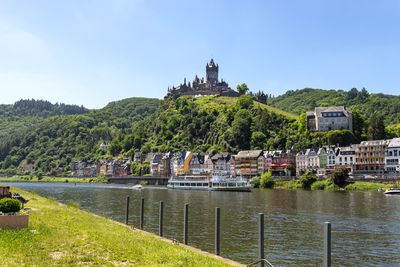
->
[0,0,399,109]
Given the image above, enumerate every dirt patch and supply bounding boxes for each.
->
[50,251,65,260]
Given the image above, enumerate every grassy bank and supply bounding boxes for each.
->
[0,186,235,266]
[272,179,389,191]
[0,176,108,183]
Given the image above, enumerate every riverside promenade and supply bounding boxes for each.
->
[0,186,242,266]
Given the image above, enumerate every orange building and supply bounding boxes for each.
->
[354,140,388,173]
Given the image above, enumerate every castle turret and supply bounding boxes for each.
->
[206,58,219,85]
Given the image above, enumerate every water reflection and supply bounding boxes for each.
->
[5,182,400,266]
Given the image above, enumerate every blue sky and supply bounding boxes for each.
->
[0,0,399,108]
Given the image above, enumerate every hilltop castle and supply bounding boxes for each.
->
[165,59,268,104]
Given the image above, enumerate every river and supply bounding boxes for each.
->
[5,182,400,266]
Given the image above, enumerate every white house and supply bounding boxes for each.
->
[385,138,400,173]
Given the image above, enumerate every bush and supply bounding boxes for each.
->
[310,179,337,190]
[298,170,317,189]
[0,198,21,213]
[139,181,148,186]
[260,171,275,188]
[249,177,260,188]
[310,180,327,190]
[331,168,349,188]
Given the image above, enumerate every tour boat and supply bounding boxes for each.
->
[383,188,400,194]
[167,175,252,192]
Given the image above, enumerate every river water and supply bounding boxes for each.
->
[5,182,400,266]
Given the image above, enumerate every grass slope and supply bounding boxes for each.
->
[202,96,298,120]
[0,186,234,266]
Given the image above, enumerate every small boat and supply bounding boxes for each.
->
[167,175,252,192]
[383,188,400,194]
[132,184,143,190]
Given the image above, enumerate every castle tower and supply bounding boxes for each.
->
[206,58,218,85]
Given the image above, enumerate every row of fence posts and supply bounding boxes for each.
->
[124,196,332,267]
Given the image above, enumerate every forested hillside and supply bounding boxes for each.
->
[0,99,89,139]
[0,93,399,176]
[0,97,160,174]
[107,95,294,155]
[268,88,400,125]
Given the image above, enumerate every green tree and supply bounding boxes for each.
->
[298,113,308,135]
[236,95,254,109]
[236,83,249,94]
[368,113,386,140]
[298,170,317,189]
[251,131,266,149]
[326,130,357,146]
[352,110,366,141]
[232,109,252,149]
[260,171,275,188]
[331,168,349,188]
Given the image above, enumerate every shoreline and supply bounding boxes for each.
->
[1,175,394,192]
[0,185,243,266]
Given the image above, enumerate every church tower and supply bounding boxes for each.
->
[206,58,219,85]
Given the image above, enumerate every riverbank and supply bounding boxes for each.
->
[0,176,108,183]
[274,179,390,191]
[0,186,239,266]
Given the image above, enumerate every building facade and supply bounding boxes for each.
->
[385,138,400,173]
[306,106,352,132]
[354,140,388,173]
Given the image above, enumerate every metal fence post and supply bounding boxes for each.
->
[259,213,264,267]
[324,222,331,267]
[215,207,220,255]
[140,198,144,229]
[184,203,188,245]
[125,196,130,225]
[159,201,164,236]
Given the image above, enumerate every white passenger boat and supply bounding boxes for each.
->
[383,188,400,194]
[167,175,252,192]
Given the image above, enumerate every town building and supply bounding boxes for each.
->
[234,150,264,178]
[269,148,296,176]
[385,138,400,173]
[335,145,357,173]
[160,152,173,177]
[150,153,164,176]
[306,106,353,132]
[354,140,388,173]
[296,149,308,176]
[211,152,233,177]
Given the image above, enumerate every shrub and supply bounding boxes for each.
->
[0,198,21,213]
[298,170,317,189]
[139,181,148,186]
[331,168,349,188]
[311,180,327,190]
[249,177,260,188]
[260,171,275,188]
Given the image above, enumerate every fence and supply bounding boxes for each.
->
[123,196,333,267]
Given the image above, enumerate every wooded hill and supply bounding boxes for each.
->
[0,91,399,176]
[268,88,400,125]
[0,98,160,174]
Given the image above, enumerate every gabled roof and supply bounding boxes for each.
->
[235,150,263,160]
[388,138,400,148]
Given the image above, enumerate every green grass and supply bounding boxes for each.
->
[213,96,299,120]
[0,186,234,266]
[270,179,386,191]
[0,176,108,183]
[193,95,299,120]
[344,181,389,191]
